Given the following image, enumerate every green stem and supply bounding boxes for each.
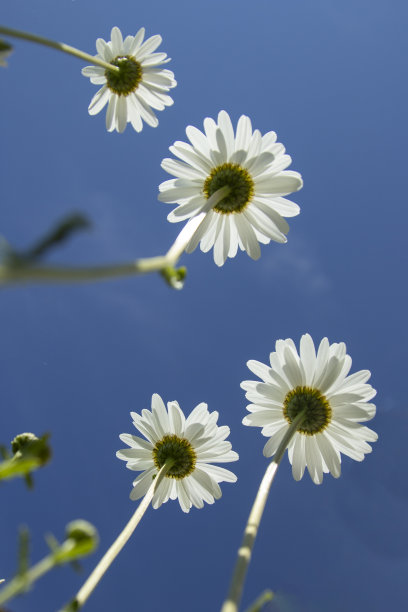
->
[67,459,175,611]
[0,554,55,606]
[0,25,119,73]
[0,255,169,285]
[0,187,231,288]
[244,589,274,612]
[220,411,306,612]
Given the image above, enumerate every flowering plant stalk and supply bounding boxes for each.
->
[0,187,230,288]
[0,25,119,72]
[0,521,98,608]
[64,459,175,611]
[67,392,239,608]
[221,334,377,610]
[220,411,305,612]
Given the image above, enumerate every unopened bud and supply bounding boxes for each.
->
[11,433,51,466]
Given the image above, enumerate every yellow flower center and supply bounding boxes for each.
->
[152,434,197,479]
[283,386,332,435]
[203,162,254,214]
[105,56,143,96]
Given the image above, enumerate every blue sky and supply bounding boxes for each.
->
[1,0,407,610]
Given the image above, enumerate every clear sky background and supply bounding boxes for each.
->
[1,1,407,611]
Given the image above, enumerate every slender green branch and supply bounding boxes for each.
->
[0,555,54,605]
[0,256,169,285]
[220,411,306,612]
[65,459,175,611]
[0,25,119,72]
[244,589,274,612]
[0,187,230,288]
[0,521,97,608]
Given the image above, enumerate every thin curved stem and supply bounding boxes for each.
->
[165,186,230,261]
[0,554,55,606]
[0,25,119,72]
[69,459,175,611]
[0,187,230,287]
[0,256,169,286]
[220,411,306,612]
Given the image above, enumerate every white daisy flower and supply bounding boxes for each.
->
[0,41,13,67]
[117,394,239,512]
[158,110,303,266]
[82,26,176,133]
[241,334,378,484]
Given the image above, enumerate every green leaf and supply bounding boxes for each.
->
[24,214,91,261]
[2,213,91,267]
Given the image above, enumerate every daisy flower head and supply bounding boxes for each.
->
[117,394,239,513]
[82,26,176,133]
[158,110,303,266]
[241,334,378,484]
[0,40,13,67]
